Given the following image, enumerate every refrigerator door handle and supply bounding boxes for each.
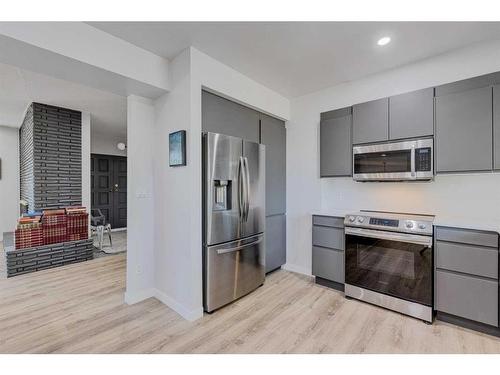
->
[238,156,245,220]
[215,235,264,254]
[243,157,250,221]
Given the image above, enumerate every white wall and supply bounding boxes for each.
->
[0,125,19,241]
[287,38,500,275]
[124,95,155,303]
[148,47,290,320]
[91,131,127,157]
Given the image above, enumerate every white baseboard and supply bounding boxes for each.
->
[124,288,155,305]
[111,227,127,232]
[282,263,311,276]
[154,289,204,322]
[124,287,203,321]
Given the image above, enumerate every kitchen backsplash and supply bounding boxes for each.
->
[321,172,500,221]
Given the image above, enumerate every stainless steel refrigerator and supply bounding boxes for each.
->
[202,132,266,312]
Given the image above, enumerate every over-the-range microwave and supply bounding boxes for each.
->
[353,138,433,182]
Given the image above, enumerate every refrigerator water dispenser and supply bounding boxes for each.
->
[213,180,231,211]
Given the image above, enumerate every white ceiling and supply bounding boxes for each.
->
[0,62,126,136]
[89,22,500,98]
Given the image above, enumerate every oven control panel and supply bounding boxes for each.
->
[369,218,399,227]
[344,213,434,236]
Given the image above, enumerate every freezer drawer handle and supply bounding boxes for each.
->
[216,237,263,254]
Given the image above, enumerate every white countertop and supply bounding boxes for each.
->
[311,208,356,218]
[433,216,500,234]
[312,209,500,234]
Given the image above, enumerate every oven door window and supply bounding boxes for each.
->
[345,235,432,306]
[354,150,411,174]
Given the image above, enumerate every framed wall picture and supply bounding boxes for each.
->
[169,130,187,167]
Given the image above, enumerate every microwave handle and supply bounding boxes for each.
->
[410,145,416,179]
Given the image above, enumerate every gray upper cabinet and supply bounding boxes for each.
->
[389,88,434,140]
[320,108,352,177]
[352,98,389,144]
[435,86,493,172]
[202,91,260,143]
[494,85,500,170]
[260,113,286,216]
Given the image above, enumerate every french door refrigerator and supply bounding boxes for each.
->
[203,132,266,312]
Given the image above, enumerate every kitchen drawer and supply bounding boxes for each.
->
[312,226,345,250]
[436,241,498,279]
[312,215,344,228]
[436,270,498,327]
[435,226,498,248]
[312,246,344,283]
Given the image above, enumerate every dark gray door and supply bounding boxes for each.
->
[265,215,286,272]
[112,157,127,229]
[352,98,389,144]
[435,86,493,172]
[260,114,286,216]
[320,108,352,177]
[202,91,260,143]
[91,154,127,229]
[389,88,434,140]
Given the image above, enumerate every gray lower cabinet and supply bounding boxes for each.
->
[265,214,286,273]
[320,108,352,177]
[435,226,499,327]
[312,246,344,283]
[312,215,344,284]
[494,85,500,169]
[389,88,434,140]
[435,86,493,172]
[436,270,498,327]
[352,98,388,145]
[202,90,260,142]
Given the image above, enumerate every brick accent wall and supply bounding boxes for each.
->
[19,103,82,211]
[20,104,35,210]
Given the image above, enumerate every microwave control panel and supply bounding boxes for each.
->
[415,147,432,171]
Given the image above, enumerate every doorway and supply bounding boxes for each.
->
[91,154,127,229]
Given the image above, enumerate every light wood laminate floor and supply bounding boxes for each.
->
[1,254,499,353]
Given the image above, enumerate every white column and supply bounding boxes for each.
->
[124,95,156,304]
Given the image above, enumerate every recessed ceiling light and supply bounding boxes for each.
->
[377,36,391,46]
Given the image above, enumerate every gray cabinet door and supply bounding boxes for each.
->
[320,109,352,177]
[389,88,434,140]
[494,85,500,169]
[436,270,498,327]
[312,246,344,283]
[352,98,388,144]
[202,91,260,142]
[266,214,286,273]
[260,114,286,216]
[435,86,493,172]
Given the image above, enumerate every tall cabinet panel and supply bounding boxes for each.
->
[260,114,286,272]
[260,114,286,216]
[494,85,500,170]
[320,107,352,177]
[202,91,260,142]
[435,86,493,172]
[352,98,389,144]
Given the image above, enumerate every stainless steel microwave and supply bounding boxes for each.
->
[353,138,433,181]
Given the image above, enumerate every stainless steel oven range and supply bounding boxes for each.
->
[344,211,435,323]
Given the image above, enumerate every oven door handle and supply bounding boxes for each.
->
[345,227,432,247]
